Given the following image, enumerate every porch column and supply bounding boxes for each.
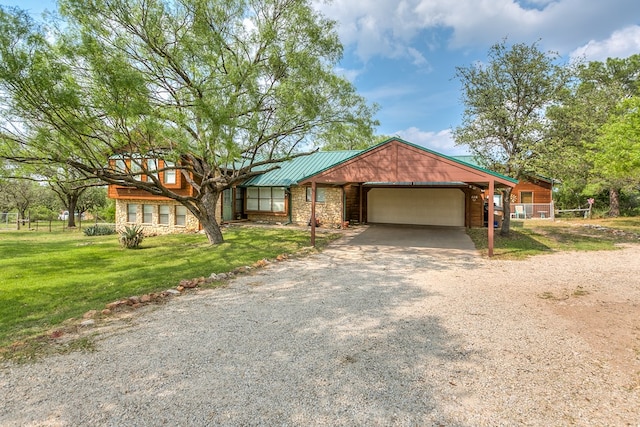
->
[311,181,317,247]
[359,184,363,223]
[488,180,495,257]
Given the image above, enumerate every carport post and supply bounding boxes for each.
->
[488,180,495,257]
[311,181,317,247]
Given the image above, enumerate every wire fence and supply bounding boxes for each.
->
[0,213,115,232]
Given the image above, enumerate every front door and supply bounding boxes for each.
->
[222,189,233,221]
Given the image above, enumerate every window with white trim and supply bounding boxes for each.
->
[246,187,286,213]
[175,205,187,226]
[163,161,176,184]
[143,204,154,224]
[159,205,170,225]
[127,204,138,223]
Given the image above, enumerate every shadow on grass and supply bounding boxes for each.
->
[467,227,552,259]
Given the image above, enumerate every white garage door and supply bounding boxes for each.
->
[367,188,465,226]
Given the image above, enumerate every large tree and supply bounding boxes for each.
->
[0,0,377,244]
[589,96,640,213]
[544,55,640,216]
[453,40,570,235]
[42,166,105,227]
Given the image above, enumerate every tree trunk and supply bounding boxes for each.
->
[500,188,512,236]
[196,187,224,244]
[67,195,78,227]
[608,188,620,217]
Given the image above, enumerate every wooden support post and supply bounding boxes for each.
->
[488,180,495,257]
[359,184,363,224]
[311,181,317,247]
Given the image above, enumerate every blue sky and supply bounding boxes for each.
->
[3,0,640,154]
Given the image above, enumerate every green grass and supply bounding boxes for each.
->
[467,217,640,259]
[0,226,337,355]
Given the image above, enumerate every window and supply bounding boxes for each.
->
[493,194,502,207]
[246,187,286,212]
[159,205,170,225]
[130,159,142,181]
[306,187,326,203]
[163,161,176,184]
[175,205,187,226]
[520,191,533,204]
[143,204,154,224]
[114,159,126,173]
[147,159,159,181]
[127,204,138,223]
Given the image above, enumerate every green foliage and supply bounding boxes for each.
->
[454,39,570,235]
[544,55,640,215]
[29,206,58,221]
[97,199,116,222]
[119,225,144,248]
[454,40,569,177]
[590,96,640,187]
[83,224,116,236]
[0,0,377,245]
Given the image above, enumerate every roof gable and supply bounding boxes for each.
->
[300,138,517,187]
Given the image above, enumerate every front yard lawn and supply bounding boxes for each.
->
[468,217,640,258]
[0,226,336,357]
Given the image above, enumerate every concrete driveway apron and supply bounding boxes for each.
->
[324,224,480,273]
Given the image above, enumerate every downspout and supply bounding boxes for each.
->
[285,187,292,225]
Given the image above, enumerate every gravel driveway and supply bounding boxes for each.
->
[1,226,639,426]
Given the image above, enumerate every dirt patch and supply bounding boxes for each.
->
[549,293,640,385]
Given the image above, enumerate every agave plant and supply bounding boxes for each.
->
[84,225,116,236]
[119,225,144,249]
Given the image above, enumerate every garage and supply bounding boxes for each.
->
[367,187,465,227]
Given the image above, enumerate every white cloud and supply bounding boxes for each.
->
[569,26,640,62]
[314,0,640,61]
[335,66,363,83]
[395,127,470,155]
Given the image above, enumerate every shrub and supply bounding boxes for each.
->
[119,225,144,249]
[83,225,116,236]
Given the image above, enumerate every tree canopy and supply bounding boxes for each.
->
[453,40,570,234]
[0,0,378,243]
[544,55,640,216]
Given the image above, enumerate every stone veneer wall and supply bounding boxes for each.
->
[115,199,221,235]
[290,186,343,227]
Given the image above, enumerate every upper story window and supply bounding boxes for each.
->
[163,161,177,185]
[130,159,142,181]
[246,187,285,213]
[147,159,159,181]
[114,159,126,173]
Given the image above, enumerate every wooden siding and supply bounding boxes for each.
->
[107,158,194,200]
[513,179,553,204]
[344,184,361,223]
[301,139,516,187]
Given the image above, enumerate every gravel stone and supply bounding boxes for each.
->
[1,228,638,426]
